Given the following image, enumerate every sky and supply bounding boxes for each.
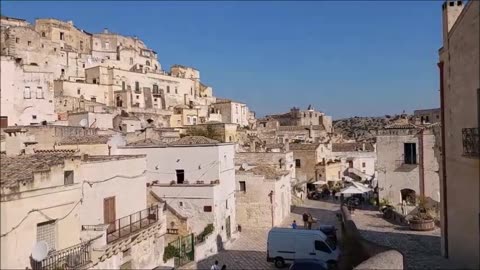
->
[1,1,443,119]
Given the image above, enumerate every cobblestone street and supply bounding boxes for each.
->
[184,199,341,269]
[352,208,459,270]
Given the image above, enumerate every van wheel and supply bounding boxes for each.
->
[274,257,285,268]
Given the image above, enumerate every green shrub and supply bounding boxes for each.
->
[163,244,179,262]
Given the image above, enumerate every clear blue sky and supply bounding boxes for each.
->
[1,1,443,119]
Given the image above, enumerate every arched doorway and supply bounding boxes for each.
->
[400,189,416,205]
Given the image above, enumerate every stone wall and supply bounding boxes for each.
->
[339,205,404,270]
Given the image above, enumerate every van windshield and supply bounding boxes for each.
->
[326,237,336,250]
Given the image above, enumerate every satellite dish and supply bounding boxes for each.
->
[79,119,88,127]
[31,241,49,261]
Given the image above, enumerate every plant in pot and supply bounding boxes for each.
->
[408,196,435,231]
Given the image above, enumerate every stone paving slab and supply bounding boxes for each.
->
[352,208,460,270]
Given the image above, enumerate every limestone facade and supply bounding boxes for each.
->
[439,0,479,267]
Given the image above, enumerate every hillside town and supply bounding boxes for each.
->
[0,1,478,270]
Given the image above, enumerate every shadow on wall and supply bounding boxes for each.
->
[338,205,404,270]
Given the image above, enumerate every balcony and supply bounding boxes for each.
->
[30,240,93,270]
[462,128,479,158]
[106,205,159,244]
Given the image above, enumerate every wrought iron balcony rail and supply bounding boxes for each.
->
[106,205,159,244]
[30,240,92,270]
[462,128,479,158]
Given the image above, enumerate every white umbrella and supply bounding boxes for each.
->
[312,180,327,185]
[339,185,365,194]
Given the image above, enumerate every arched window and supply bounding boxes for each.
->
[146,60,150,66]
[41,32,46,37]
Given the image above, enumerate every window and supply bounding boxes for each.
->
[309,112,313,117]
[91,97,96,102]
[129,58,133,65]
[136,95,139,99]
[105,41,110,49]
[24,86,31,99]
[315,240,331,253]
[42,44,44,48]
[61,69,65,76]
[295,159,301,168]
[59,32,64,40]
[32,115,37,120]
[425,116,430,123]
[92,78,97,84]
[122,81,126,90]
[37,220,56,251]
[154,98,157,102]
[404,143,417,164]
[54,48,57,52]
[204,206,212,212]
[179,202,183,207]
[28,41,31,46]
[338,171,340,179]
[226,199,228,209]
[167,86,170,93]
[16,37,19,43]
[135,81,140,91]
[239,181,246,192]
[77,88,81,95]
[80,41,83,51]
[176,169,185,184]
[236,105,239,114]
[146,60,150,66]
[153,84,159,94]
[175,87,178,94]
[229,136,232,142]
[36,87,44,99]
[64,170,74,185]
[362,162,366,168]
[41,32,46,37]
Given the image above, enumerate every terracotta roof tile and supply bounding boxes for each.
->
[170,136,219,145]
[332,143,375,152]
[289,143,320,151]
[58,135,110,145]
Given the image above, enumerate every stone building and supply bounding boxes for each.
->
[0,152,169,270]
[114,136,237,260]
[266,105,333,133]
[235,165,291,228]
[211,98,251,127]
[289,143,330,188]
[0,56,56,126]
[413,108,441,124]
[438,0,479,268]
[256,118,329,145]
[315,158,343,185]
[331,142,377,182]
[376,120,440,209]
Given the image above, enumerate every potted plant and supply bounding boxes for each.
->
[408,196,435,231]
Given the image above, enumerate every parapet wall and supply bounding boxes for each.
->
[339,205,404,270]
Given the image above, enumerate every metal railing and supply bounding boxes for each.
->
[30,240,92,270]
[106,205,159,244]
[462,128,479,157]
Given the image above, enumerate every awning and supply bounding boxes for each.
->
[340,186,366,194]
[312,181,327,185]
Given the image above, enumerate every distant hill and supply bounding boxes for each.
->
[333,114,413,142]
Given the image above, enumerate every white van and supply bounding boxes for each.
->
[267,228,340,268]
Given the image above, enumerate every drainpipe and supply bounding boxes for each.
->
[268,190,274,227]
[438,61,448,257]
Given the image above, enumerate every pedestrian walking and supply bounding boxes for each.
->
[291,220,297,229]
[211,260,220,270]
[302,213,309,228]
[307,214,316,230]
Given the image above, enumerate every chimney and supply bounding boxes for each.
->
[442,1,464,44]
[103,28,109,34]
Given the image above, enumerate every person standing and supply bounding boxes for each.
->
[302,213,309,228]
[211,260,220,270]
[221,265,227,270]
[291,220,298,229]
[307,214,316,230]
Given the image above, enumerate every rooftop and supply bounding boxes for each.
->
[58,135,111,145]
[289,143,320,151]
[278,125,324,131]
[332,143,375,152]
[1,153,74,188]
[170,136,219,145]
[127,138,167,146]
[237,165,289,179]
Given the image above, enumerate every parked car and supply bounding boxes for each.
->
[289,259,328,270]
[267,228,340,268]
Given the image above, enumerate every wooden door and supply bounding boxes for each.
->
[104,197,116,233]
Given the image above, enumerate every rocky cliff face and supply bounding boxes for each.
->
[333,114,413,142]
